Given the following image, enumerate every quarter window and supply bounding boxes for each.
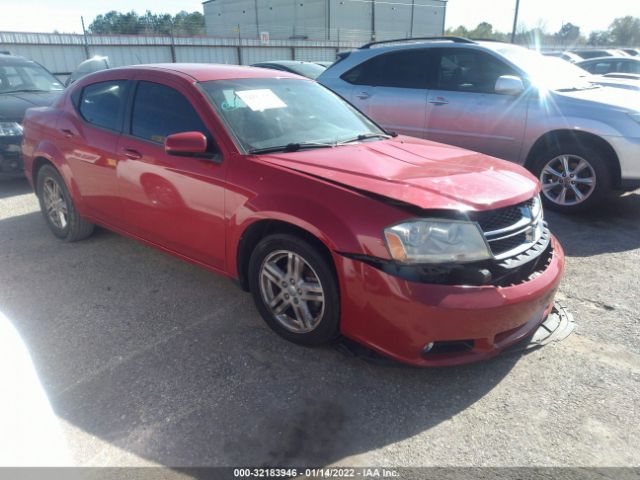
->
[341,50,434,89]
[79,80,128,131]
[131,81,208,143]
[435,49,518,93]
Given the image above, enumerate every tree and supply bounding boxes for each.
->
[88,10,205,35]
[608,16,640,46]
[588,30,611,46]
[555,22,581,45]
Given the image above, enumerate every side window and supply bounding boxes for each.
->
[131,81,209,144]
[435,49,518,94]
[621,61,640,74]
[341,50,433,89]
[79,80,128,131]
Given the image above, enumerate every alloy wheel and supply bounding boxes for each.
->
[259,250,325,333]
[540,154,596,206]
[42,177,68,229]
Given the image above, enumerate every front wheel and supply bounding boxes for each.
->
[530,142,612,214]
[248,234,340,346]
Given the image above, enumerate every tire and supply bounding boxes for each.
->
[530,141,612,214]
[248,233,340,346]
[36,165,94,242]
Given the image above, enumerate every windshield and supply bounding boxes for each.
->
[0,62,63,94]
[200,78,385,152]
[492,45,596,91]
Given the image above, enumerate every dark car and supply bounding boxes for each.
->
[250,60,326,79]
[577,56,640,75]
[0,53,63,178]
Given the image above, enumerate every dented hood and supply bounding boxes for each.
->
[257,136,539,211]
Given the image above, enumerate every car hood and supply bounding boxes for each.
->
[556,84,640,112]
[0,91,61,122]
[257,137,539,211]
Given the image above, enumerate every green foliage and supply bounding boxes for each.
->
[88,10,205,35]
[446,16,640,48]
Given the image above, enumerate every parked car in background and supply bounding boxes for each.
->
[588,72,640,92]
[315,61,334,68]
[21,63,564,366]
[250,60,326,79]
[319,37,640,214]
[577,56,640,75]
[542,51,582,63]
[621,48,639,57]
[570,49,630,59]
[0,52,63,178]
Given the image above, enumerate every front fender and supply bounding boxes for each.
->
[521,114,624,164]
[225,156,410,278]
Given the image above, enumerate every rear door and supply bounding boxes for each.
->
[116,76,228,270]
[339,49,434,137]
[424,47,528,161]
[57,77,130,223]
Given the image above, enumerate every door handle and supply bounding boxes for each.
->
[356,92,371,100]
[123,148,142,160]
[429,96,449,105]
[61,128,75,138]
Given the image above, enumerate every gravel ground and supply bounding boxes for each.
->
[0,178,638,470]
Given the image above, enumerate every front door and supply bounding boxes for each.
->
[424,48,528,162]
[117,78,227,270]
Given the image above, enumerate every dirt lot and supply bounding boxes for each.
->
[0,177,639,469]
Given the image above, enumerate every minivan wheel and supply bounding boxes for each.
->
[36,165,94,241]
[248,234,340,346]
[531,142,612,214]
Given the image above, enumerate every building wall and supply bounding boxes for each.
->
[203,0,446,42]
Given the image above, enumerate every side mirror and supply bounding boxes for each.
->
[164,131,208,157]
[495,75,525,96]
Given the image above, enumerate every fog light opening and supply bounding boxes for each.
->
[422,342,435,355]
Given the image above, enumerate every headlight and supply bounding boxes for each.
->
[531,194,543,220]
[629,113,640,125]
[0,122,23,137]
[384,219,491,264]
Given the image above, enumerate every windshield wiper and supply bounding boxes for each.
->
[337,133,391,145]
[249,142,335,154]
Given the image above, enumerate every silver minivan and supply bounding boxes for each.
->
[319,38,640,213]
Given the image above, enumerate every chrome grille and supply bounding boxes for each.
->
[475,198,535,232]
[473,196,549,262]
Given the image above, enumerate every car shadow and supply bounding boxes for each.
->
[545,190,640,257]
[0,177,31,199]
[0,211,524,467]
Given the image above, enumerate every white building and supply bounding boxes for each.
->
[203,0,447,42]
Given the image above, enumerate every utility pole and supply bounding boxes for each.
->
[80,16,90,59]
[510,0,520,43]
[409,0,415,38]
[371,0,376,41]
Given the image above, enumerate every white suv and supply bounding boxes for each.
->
[319,37,640,214]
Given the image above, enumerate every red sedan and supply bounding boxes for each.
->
[21,64,564,366]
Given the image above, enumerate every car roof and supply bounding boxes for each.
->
[252,60,316,66]
[108,63,304,82]
[0,53,33,64]
[578,56,637,63]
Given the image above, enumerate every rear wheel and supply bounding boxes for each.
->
[531,142,612,214]
[248,234,340,346]
[36,165,94,241]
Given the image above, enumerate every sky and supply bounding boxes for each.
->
[0,0,637,35]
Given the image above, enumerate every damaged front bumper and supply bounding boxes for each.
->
[335,236,565,367]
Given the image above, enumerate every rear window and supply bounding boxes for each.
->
[341,50,434,89]
[79,80,128,131]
